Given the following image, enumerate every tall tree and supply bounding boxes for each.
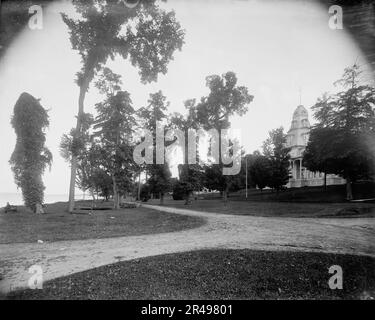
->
[196,71,253,202]
[10,93,52,213]
[170,100,203,204]
[138,91,172,204]
[304,64,375,200]
[93,68,137,209]
[248,151,271,191]
[63,0,185,212]
[262,127,290,192]
[74,142,113,203]
[77,150,113,202]
[60,113,95,199]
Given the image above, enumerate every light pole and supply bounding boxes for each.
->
[245,155,248,200]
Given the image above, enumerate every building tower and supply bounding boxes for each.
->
[286,105,345,188]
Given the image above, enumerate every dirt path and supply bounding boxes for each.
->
[0,204,374,294]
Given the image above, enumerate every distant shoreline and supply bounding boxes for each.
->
[0,193,86,206]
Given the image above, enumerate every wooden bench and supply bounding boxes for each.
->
[120,202,139,208]
[4,203,17,213]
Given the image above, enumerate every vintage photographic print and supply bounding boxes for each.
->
[0,0,374,307]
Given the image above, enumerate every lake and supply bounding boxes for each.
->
[0,193,86,206]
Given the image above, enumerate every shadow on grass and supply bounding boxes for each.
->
[7,249,375,300]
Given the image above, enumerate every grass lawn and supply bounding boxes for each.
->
[147,197,375,218]
[235,182,375,202]
[7,249,375,300]
[0,201,205,244]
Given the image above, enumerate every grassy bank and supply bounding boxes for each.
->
[0,201,205,244]
[233,182,375,203]
[7,249,375,300]
[147,197,375,218]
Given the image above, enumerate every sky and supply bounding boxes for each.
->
[0,0,373,195]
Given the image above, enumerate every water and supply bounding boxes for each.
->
[0,193,86,206]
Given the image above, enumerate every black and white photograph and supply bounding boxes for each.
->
[0,0,374,306]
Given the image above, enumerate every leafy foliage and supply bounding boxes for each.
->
[262,127,290,191]
[10,93,52,212]
[60,112,94,159]
[62,0,185,85]
[138,91,172,202]
[248,152,271,191]
[75,143,113,200]
[195,72,253,199]
[63,0,185,210]
[170,107,204,203]
[93,68,137,208]
[172,180,185,200]
[303,64,375,199]
[195,71,253,131]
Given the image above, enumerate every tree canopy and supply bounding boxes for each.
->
[138,91,172,204]
[195,71,253,201]
[262,127,290,191]
[63,0,185,211]
[303,64,375,200]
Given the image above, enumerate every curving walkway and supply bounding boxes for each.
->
[0,204,374,294]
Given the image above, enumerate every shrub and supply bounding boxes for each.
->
[172,182,185,200]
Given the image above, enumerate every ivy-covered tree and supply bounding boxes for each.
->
[10,92,52,213]
[63,0,185,212]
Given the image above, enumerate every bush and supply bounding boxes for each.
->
[172,182,185,200]
[140,184,151,202]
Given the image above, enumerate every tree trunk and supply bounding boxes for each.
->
[68,78,90,213]
[346,177,353,201]
[90,189,95,212]
[137,170,141,201]
[184,191,191,205]
[112,175,120,209]
[160,192,164,205]
[35,203,44,214]
[68,157,78,213]
[223,187,228,205]
[90,189,96,201]
[324,172,327,191]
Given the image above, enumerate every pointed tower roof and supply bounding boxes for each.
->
[293,105,308,119]
[286,105,310,149]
